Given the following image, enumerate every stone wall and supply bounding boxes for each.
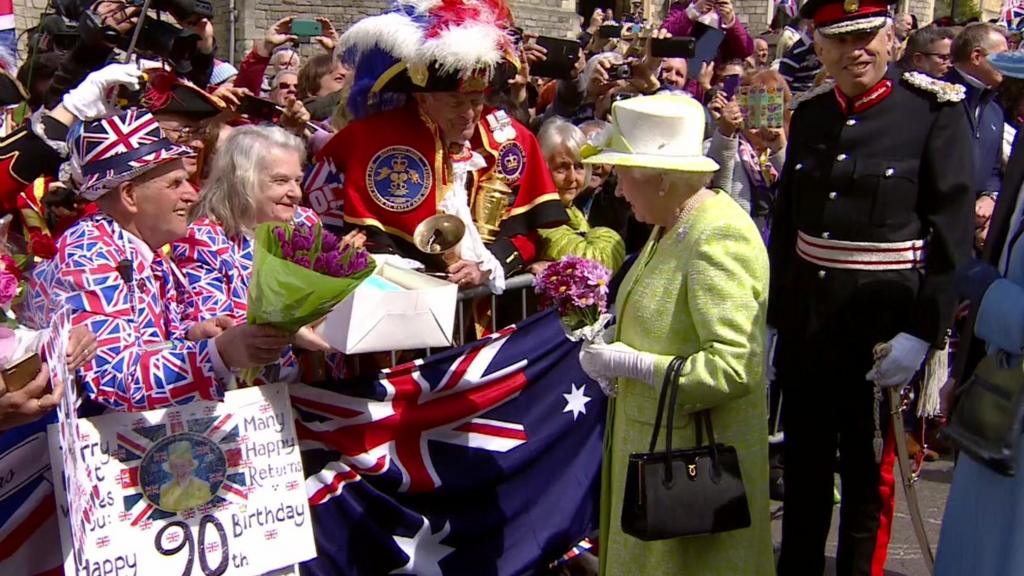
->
[227,0,581,64]
[14,0,938,67]
[907,0,936,25]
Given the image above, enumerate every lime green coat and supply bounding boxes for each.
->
[600,191,774,576]
[537,205,626,273]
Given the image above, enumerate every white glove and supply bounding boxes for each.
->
[61,63,144,121]
[579,340,656,386]
[865,332,930,389]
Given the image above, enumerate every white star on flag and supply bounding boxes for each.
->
[562,383,592,421]
[390,516,454,576]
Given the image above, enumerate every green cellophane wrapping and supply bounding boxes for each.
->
[538,205,626,273]
[246,221,376,333]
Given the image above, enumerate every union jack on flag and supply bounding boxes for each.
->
[303,158,346,232]
[113,414,248,528]
[777,0,798,19]
[69,108,191,199]
[1002,0,1024,29]
[295,311,605,575]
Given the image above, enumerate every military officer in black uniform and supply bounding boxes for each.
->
[769,0,974,573]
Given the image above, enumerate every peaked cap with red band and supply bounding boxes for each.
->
[800,0,895,36]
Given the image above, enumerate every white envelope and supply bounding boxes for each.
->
[316,263,458,354]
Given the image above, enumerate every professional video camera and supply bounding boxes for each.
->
[28,13,81,53]
[50,0,211,73]
[53,0,212,24]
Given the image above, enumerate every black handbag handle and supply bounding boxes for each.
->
[663,357,685,484]
[698,411,723,479]
[645,356,725,486]
[648,356,685,454]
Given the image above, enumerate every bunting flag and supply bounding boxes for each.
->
[294,310,605,575]
[776,0,798,19]
[0,308,72,576]
[0,0,14,59]
[1001,0,1024,30]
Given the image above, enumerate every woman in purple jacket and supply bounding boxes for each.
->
[662,0,754,63]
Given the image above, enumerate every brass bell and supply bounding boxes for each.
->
[413,213,465,266]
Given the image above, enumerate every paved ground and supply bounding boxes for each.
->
[770,456,954,576]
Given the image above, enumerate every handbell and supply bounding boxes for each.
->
[413,214,466,266]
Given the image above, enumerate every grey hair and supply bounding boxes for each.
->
[271,69,297,91]
[192,125,306,237]
[538,118,592,187]
[627,166,713,193]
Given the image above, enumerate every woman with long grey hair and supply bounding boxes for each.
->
[172,125,340,384]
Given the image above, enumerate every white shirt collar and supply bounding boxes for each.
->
[123,226,155,268]
[955,66,988,89]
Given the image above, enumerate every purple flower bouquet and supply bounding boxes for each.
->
[533,256,613,342]
[248,222,375,333]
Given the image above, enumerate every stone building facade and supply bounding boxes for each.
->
[11,0,935,66]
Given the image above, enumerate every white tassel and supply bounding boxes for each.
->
[917,343,948,418]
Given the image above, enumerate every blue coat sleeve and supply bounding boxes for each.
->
[976,278,1024,354]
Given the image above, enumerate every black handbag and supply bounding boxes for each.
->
[944,350,1024,476]
[621,356,752,541]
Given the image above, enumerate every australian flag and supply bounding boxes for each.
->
[293,310,605,575]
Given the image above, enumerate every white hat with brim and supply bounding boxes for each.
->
[582,94,720,173]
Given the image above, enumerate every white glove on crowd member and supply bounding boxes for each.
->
[865,332,930,389]
[579,340,655,386]
[61,63,144,121]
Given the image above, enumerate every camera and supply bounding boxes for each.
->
[50,0,208,71]
[129,0,213,23]
[607,63,632,81]
[54,0,212,23]
[29,14,80,53]
[77,10,200,73]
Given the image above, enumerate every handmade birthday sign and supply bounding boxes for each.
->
[738,85,785,130]
[48,383,315,576]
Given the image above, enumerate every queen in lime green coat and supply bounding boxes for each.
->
[580,94,774,575]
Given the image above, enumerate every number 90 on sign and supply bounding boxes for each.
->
[155,515,230,576]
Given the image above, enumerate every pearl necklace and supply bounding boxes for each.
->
[670,188,715,240]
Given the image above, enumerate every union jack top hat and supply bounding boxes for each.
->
[61,108,194,201]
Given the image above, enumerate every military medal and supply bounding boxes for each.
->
[489,111,516,143]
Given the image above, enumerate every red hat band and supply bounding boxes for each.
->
[813,0,890,27]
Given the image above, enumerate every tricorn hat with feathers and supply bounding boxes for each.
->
[341,0,517,120]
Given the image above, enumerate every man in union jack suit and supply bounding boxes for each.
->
[314,0,566,293]
[25,107,290,413]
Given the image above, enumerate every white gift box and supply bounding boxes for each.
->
[315,263,458,354]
